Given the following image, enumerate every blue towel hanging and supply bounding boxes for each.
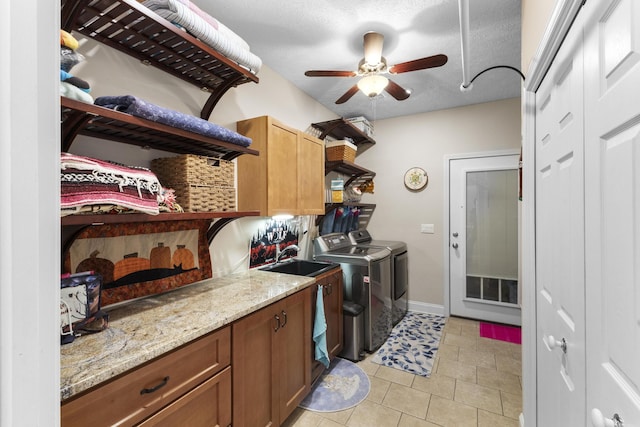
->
[313,285,330,368]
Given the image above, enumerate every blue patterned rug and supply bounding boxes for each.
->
[299,357,370,412]
[372,312,446,377]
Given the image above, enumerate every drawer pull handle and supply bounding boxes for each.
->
[140,376,170,395]
[274,314,281,332]
[281,310,288,328]
[327,283,333,295]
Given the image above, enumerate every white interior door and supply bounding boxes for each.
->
[449,154,520,325]
[584,0,640,424]
[534,10,586,425]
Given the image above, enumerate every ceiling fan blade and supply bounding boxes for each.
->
[363,31,384,66]
[335,85,360,104]
[388,54,448,74]
[384,79,410,101]
[305,70,357,77]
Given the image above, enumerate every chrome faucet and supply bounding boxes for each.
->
[275,244,300,264]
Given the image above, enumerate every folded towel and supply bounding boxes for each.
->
[60,82,94,104]
[142,0,261,73]
[94,95,252,147]
[313,285,330,368]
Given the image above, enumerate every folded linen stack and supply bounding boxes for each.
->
[142,0,262,74]
[94,95,252,147]
[60,153,162,216]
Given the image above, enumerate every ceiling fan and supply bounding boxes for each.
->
[304,31,448,104]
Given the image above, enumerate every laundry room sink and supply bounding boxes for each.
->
[259,259,338,277]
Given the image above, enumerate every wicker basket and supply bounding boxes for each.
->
[325,140,357,162]
[171,183,236,212]
[151,154,234,187]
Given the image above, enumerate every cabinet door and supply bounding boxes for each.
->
[297,133,325,215]
[136,366,231,427]
[323,270,343,359]
[237,116,299,215]
[277,286,311,422]
[232,302,280,427]
[267,121,299,215]
[311,270,343,383]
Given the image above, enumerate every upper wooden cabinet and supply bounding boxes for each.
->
[297,132,325,215]
[237,116,325,216]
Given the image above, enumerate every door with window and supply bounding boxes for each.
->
[449,153,520,325]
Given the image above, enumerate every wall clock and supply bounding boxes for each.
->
[404,167,428,191]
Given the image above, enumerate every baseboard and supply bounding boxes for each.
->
[408,301,445,316]
[519,413,524,427]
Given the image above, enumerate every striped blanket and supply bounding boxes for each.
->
[61,153,162,216]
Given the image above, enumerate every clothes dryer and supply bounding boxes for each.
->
[314,233,392,352]
[348,229,408,326]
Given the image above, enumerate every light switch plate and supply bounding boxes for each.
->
[421,224,435,234]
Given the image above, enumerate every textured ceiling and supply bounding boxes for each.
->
[200,0,522,121]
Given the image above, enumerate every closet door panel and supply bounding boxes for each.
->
[584,0,640,423]
[534,11,586,425]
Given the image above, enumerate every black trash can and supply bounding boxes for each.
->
[340,301,365,362]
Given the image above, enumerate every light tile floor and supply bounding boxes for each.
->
[282,316,522,427]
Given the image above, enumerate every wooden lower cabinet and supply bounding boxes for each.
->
[311,268,344,383]
[61,327,231,427]
[232,287,312,427]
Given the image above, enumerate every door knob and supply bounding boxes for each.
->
[547,335,567,353]
[452,232,459,237]
[452,243,459,249]
[591,408,624,427]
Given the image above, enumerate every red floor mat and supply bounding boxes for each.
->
[479,322,521,344]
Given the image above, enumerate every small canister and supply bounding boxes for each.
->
[331,179,344,203]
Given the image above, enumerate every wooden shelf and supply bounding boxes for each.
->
[317,203,376,231]
[325,160,376,188]
[61,211,259,245]
[60,210,259,226]
[311,118,376,154]
[61,0,258,120]
[61,97,259,160]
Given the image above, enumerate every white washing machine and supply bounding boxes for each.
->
[314,233,392,352]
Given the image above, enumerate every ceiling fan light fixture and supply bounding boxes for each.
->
[357,75,389,97]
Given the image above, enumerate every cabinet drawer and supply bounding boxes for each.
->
[62,327,230,427]
[136,366,231,427]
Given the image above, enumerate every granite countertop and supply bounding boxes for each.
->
[60,269,315,401]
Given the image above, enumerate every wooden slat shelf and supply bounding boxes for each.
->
[325,160,376,188]
[311,118,376,154]
[315,117,377,229]
[61,0,258,120]
[317,203,376,230]
[61,97,259,160]
[60,210,259,226]
[60,211,259,246]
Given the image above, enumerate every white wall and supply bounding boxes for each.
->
[355,98,522,307]
[2,0,60,425]
[522,0,557,71]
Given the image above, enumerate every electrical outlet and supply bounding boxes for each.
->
[421,224,435,234]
